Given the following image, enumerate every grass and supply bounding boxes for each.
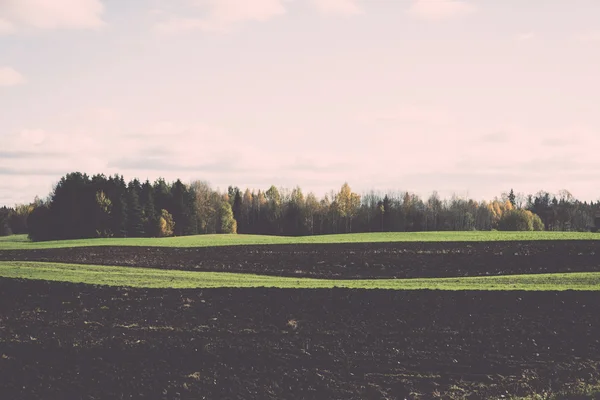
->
[0,231,599,250]
[2,261,600,290]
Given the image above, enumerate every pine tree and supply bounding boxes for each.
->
[141,180,159,237]
[508,189,516,208]
[126,180,145,237]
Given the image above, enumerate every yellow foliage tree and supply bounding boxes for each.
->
[158,209,175,237]
[336,183,361,232]
[487,199,514,229]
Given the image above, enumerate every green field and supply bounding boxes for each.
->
[2,261,600,290]
[1,231,598,250]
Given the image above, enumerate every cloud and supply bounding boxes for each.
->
[0,167,69,176]
[0,0,105,33]
[156,0,287,34]
[480,132,510,144]
[311,0,362,16]
[540,137,570,147]
[107,157,243,173]
[0,67,25,86]
[357,104,456,126]
[60,107,118,123]
[574,30,600,43]
[408,0,474,21]
[281,158,352,173]
[0,150,65,159]
[516,32,535,41]
[0,18,15,34]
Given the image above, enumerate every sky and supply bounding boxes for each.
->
[1,0,600,207]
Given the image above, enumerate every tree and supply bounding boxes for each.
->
[170,179,196,236]
[241,189,253,233]
[335,183,361,233]
[50,172,97,239]
[265,185,282,234]
[27,204,53,241]
[106,175,128,238]
[126,180,145,237]
[95,190,113,237]
[9,203,33,234]
[190,180,217,234]
[498,209,545,231]
[141,180,159,237]
[158,209,175,237]
[0,207,12,236]
[305,192,319,235]
[218,202,237,234]
[498,209,533,231]
[532,213,545,231]
[232,189,243,232]
[153,178,172,214]
[508,189,516,208]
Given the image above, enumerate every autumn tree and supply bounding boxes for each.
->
[265,185,282,234]
[158,209,175,237]
[335,183,361,233]
[218,202,237,234]
[190,180,216,234]
[304,192,319,235]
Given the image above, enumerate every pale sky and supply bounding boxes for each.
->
[1,0,600,207]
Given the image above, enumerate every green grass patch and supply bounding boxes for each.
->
[1,261,600,290]
[1,231,599,250]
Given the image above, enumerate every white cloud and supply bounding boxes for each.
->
[356,104,456,126]
[516,32,535,41]
[60,107,119,123]
[0,18,15,34]
[408,0,474,21]
[156,0,287,34]
[312,0,362,16]
[575,30,600,43]
[0,67,25,86]
[0,0,105,33]
[156,0,363,33]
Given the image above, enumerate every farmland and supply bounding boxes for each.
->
[3,261,600,290]
[2,233,600,398]
[1,230,599,250]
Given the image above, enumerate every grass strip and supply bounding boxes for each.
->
[1,261,600,290]
[1,231,599,250]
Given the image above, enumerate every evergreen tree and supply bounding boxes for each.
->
[141,180,159,237]
[126,179,145,237]
[107,175,128,237]
[232,189,243,232]
[0,207,12,236]
[153,178,172,214]
[27,204,53,241]
[508,189,516,208]
[170,179,198,236]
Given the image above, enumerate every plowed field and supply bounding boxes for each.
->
[2,240,600,398]
[1,279,599,399]
[2,240,600,278]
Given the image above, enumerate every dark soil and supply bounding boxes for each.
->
[1,278,600,399]
[2,240,600,278]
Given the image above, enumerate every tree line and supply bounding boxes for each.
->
[1,171,599,241]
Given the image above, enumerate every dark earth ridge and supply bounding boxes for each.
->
[1,278,600,399]
[2,240,600,278]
